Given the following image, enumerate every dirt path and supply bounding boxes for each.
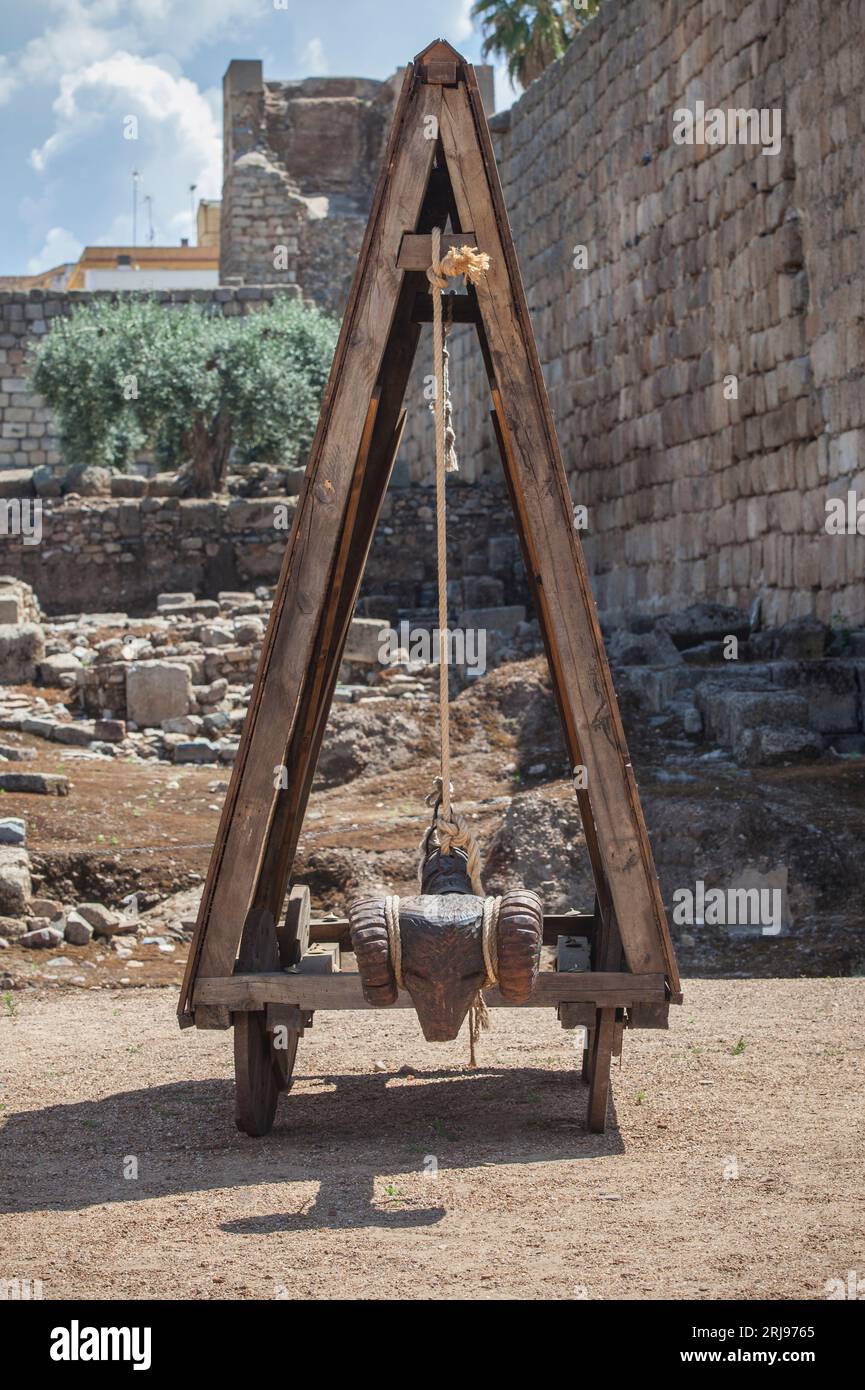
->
[1,979,863,1300]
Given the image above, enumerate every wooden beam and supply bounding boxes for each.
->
[194,971,666,1012]
[411,292,476,323]
[587,1007,616,1132]
[420,60,458,85]
[304,910,595,950]
[397,231,476,270]
[178,70,442,1026]
[439,72,680,995]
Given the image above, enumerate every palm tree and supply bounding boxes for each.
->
[470,0,600,89]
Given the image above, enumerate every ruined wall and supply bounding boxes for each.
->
[219,60,495,314]
[0,481,529,618]
[400,0,865,628]
[219,62,397,314]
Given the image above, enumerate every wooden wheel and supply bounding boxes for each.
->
[586,1007,616,1133]
[234,1010,280,1136]
[268,1006,302,1093]
[233,906,290,1136]
[580,1027,594,1084]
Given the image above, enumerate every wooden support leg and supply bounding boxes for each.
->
[234,1011,280,1136]
[587,1007,616,1133]
[233,907,289,1135]
[581,1027,594,1085]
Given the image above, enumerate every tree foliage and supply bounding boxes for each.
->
[471,0,600,88]
[32,295,338,495]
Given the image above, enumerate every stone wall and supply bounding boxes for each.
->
[219,63,396,314]
[219,61,494,314]
[0,285,300,481]
[0,481,530,619]
[400,0,865,628]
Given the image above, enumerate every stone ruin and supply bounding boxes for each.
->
[219,61,494,313]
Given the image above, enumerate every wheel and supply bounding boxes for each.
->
[586,1007,616,1133]
[234,1010,280,1136]
[270,1018,300,1093]
[580,1026,594,1084]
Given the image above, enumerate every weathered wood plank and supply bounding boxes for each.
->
[195,971,666,1011]
[439,74,679,994]
[179,71,442,1024]
[411,292,476,323]
[304,909,595,950]
[397,231,476,269]
[587,1007,617,1132]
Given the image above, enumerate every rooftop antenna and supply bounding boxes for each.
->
[132,169,141,247]
[189,183,198,243]
[144,194,155,245]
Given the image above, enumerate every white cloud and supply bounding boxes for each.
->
[1,0,259,102]
[452,0,475,42]
[26,225,84,273]
[301,37,328,74]
[29,52,221,246]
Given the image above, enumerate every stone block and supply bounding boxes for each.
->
[0,623,44,683]
[0,844,31,915]
[126,661,192,728]
[39,652,82,685]
[343,617,389,665]
[734,725,823,767]
[457,605,527,636]
[0,772,69,795]
[0,817,26,845]
[696,688,810,747]
[0,594,21,623]
[173,739,221,763]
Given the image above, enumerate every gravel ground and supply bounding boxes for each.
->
[1,978,863,1301]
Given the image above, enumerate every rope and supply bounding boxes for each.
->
[424,226,490,872]
[384,894,403,989]
[404,230,495,1065]
[469,895,501,1065]
[417,782,484,897]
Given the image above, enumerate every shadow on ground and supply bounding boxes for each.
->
[0,1065,623,1228]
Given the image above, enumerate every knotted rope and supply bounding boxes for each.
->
[425,225,490,880]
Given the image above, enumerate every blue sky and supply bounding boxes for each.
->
[0,0,519,274]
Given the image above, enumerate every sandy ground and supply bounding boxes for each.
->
[1,978,863,1301]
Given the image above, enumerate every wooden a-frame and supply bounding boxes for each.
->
[179,41,681,1054]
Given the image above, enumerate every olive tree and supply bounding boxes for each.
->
[32,295,338,496]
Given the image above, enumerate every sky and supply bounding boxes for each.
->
[0,0,520,274]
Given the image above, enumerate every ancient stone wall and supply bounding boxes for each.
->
[219,62,398,314]
[219,59,495,313]
[0,481,529,619]
[400,0,865,628]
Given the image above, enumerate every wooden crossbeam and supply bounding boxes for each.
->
[195,972,666,1012]
[397,231,476,269]
[410,291,477,323]
[304,911,595,950]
